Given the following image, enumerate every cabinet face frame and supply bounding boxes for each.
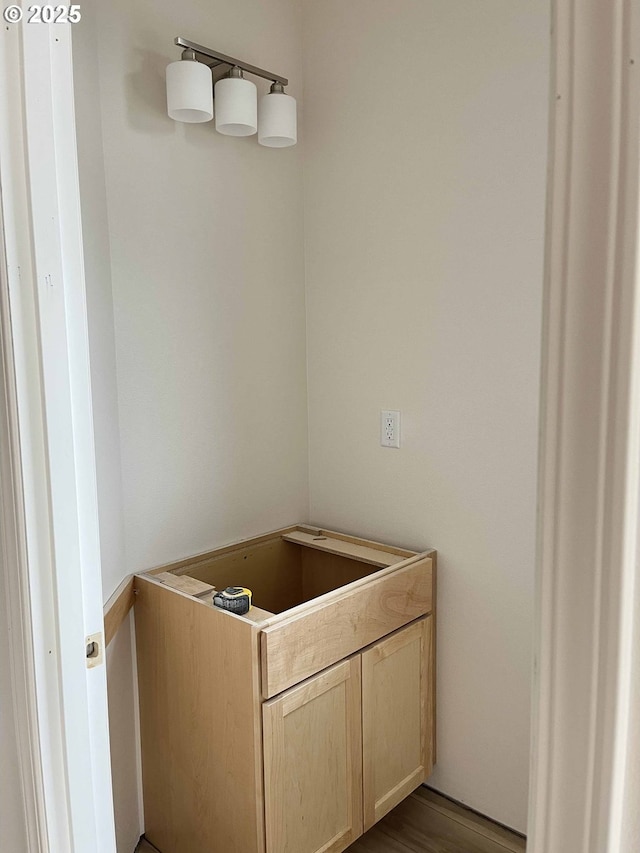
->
[262,657,363,853]
[361,616,433,830]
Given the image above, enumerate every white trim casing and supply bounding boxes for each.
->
[0,210,49,853]
[0,19,68,851]
[529,1,640,851]
[0,16,116,853]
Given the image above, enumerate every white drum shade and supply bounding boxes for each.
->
[214,76,258,136]
[258,92,297,148]
[166,59,213,123]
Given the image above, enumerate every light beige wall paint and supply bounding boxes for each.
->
[73,1,127,604]
[106,614,143,853]
[302,0,549,832]
[87,0,308,577]
[74,9,142,847]
[74,0,308,845]
[75,0,547,838]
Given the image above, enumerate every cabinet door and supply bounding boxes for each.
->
[362,616,433,830]
[262,657,363,853]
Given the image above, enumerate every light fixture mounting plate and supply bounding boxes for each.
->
[174,37,288,86]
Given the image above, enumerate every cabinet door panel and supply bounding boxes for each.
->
[263,657,363,853]
[362,616,433,830]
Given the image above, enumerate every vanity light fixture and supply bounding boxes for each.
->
[258,82,297,148]
[215,66,257,137]
[166,37,297,147]
[166,48,214,123]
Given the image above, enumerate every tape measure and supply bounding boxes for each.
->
[213,586,252,616]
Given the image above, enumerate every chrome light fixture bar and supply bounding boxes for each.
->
[167,37,297,146]
[174,37,288,86]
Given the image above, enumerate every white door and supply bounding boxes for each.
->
[0,12,116,852]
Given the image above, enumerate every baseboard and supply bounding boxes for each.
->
[135,835,161,853]
[104,575,135,646]
[420,784,527,842]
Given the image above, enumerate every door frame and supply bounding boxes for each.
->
[0,14,116,853]
[528,0,640,851]
[1,1,639,852]
[0,205,49,853]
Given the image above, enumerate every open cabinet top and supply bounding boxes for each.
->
[135,523,435,629]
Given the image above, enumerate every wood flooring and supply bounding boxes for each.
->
[135,787,526,853]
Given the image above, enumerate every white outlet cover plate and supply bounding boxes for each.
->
[381,410,401,448]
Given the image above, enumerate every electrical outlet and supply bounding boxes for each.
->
[381,410,400,448]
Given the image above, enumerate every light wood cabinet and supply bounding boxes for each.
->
[362,617,433,830]
[263,657,363,853]
[262,618,433,853]
[133,525,436,853]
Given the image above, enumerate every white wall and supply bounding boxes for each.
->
[74,0,127,604]
[74,0,308,847]
[76,0,548,839]
[105,613,143,853]
[74,10,142,849]
[77,0,310,593]
[89,0,309,579]
[302,0,549,832]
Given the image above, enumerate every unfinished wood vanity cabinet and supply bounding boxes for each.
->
[133,525,436,853]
